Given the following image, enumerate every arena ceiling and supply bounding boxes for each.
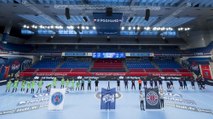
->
[0,0,213,37]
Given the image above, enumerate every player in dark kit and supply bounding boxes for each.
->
[117,79,120,91]
[143,77,147,88]
[150,78,153,88]
[138,78,142,90]
[80,78,85,90]
[95,79,99,91]
[183,77,188,90]
[190,76,195,89]
[170,80,174,89]
[131,80,136,90]
[196,75,202,90]
[124,79,128,90]
[179,77,183,89]
[87,79,92,90]
[166,81,171,89]
[154,77,158,88]
[158,77,163,89]
[201,76,205,89]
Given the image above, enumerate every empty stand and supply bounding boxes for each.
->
[91,59,126,72]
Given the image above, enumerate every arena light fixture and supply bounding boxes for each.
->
[128,26,132,30]
[86,26,89,30]
[152,27,157,31]
[121,26,125,30]
[23,24,27,28]
[156,27,161,31]
[160,27,165,31]
[81,26,85,30]
[93,26,96,30]
[137,26,140,30]
[133,27,136,30]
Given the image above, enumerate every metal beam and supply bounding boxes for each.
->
[21,0,62,25]
[54,4,161,11]
[153,0,190,27]
[129,0,137,6]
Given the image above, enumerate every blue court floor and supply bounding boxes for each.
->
[0,81,213,119]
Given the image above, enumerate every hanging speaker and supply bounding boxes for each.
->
[65,7,70,19]
[145,9,150,21]
[106,7,112,16]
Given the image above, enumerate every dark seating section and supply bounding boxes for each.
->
[20,57,192,77]
[186,42,213,53]
[32,58,61,69]
[152,46,181,54]
[126,58,155,69]
[188,58,210,65]
[60,58,90,69]
[0,43,33,52]
[154,58,182,69]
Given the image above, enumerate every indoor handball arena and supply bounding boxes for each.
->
[0,0,213,119]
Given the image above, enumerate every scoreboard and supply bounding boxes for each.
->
[92,52,125,58]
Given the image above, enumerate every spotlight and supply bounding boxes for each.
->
[121,26,125,30]
[23,25,26,28]
[93,26,96,30]
[67,26,71,29]
[156,27,160,31]
[161,27,165,31]
[128,26,132,30]
[137,26,140,30]
[86,26,89,30]
[133,27,136,30]
[81,26,85,30]
[39,25,43,29]
[70,26,74,29]
[146,27,150,30]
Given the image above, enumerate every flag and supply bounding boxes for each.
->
[3,66,10,79]
[100,88,116,110]
[48,88,66,110]
[200,65,212,79]
[145,88,161,109]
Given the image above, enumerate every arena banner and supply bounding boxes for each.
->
[94,72,126,76]
[128,52,154,57]
[126,72,193,77]
[0,104,48,115]
[199,65,212,79]
[101,88,116,110]
[93,13,122,35]
[166,103,213,115]
[145,88,160,109]
[48,88,66,110]
[20,72,193,77]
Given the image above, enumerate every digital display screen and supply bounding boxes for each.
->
[92,52,125,58]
